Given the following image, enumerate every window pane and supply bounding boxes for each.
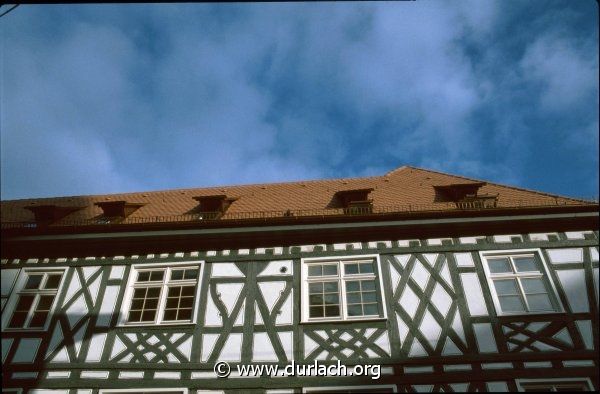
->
[133,288,146,298]
[8,311,28,328]
[308,283,323,293]
[141,310,156,321]
[183,269,198,280]
[163,309,177,320]
[128,310,142,322]
[344,264,359,275]
[488,258,512,273]
[361,280,376,291]
[144,298,158,309]
[166,297,179,308]
[498,295,525,312]
[15,295,35,311]
[309,295,323,305]
[324,305,340,317]
[309,306,324,318]
[363,303,379,315]
[323,282,338,292]
[168,286,182,297]
[131,299,144,309]
[171,270,184,280]
[180,297,194,308]
[359,262,374,274]
[150,271,164,281]
[24,274,43,289]
[181,286,195,296]
[526,294,554,311]
[177,308,192,320]
[324,294,339,304]
[363,292,377,303]
[323,265,338,276]
[513,256,539,272]
[29,311,49,328]
[36,295,54,311]
[147,287,161,298]
[494,279,520,295]
[44,274,62,289]
[346,281,360,292]
[308,266,322,277]
[137,272,150,282]
[348,304,362,316]
[346,293,361,304]
[521,278,547,294]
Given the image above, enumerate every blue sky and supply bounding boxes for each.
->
[1,1,598,200]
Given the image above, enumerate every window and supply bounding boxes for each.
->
[1,269,66,331]
[517,378,593,392]
[303,385,397,393]
[301,255,386,322]
[121,263,201,325]
[99,390,188,394]
[481,250,563,315]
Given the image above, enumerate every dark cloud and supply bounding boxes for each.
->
[1,2,597,199]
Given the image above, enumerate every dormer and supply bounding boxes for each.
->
[25,205,84,225]
[94,200,146,223]
[334,188,374,214]
[192,195,237,219]
[434,182,498,209]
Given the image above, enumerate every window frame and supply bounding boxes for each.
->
[1,267,67,332]
[118,261,204,327]
[480,248,564,316]
[301,254,388,323]
[516,377,593,392]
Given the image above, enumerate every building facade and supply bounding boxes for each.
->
[1,166,598,393]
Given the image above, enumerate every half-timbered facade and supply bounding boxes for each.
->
[1,166,598,393]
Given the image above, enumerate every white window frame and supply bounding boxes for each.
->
[1,267,68,332]
[118,261,204,327]
[303,385,397,393]
[516,377,593,392]
[479,248,564,316]
[301,254,388,323]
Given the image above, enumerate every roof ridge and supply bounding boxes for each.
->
[407,166,589,202]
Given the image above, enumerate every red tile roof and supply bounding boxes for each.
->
[0,166,593,227]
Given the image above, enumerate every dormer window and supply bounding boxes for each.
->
[192,195,237,219]
[24,205,83,225]
[94,201,145,223]
[334,189,374,214]
[434,183,498,209]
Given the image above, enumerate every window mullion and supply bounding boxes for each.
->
[23,293,41,328]
[515,276,531,312]
[156,268,170,324]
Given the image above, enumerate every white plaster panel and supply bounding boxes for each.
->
[399,286,419,318]
[13,338,41,363]
[85,333,107,362]
[259,281,286,312]
[410,260,430,291]
[1,269,19,296]
[204,291,222,326]
[97,285,119,327]
[2,338,13,362]
[219,333,243,361]
[109,266,125,280]
[216,283,244,317]
[486,382,508,392]
[253,332,278,361]
[211,263,244,277]
[66,294,87,329]
[201,334,219,362]
[473,323,497,353]
[276,290,293,325]
[259,260,293,276]
[278,331,293,360]
[454,253,474,267]
[419,310,441,349]
[576,320,594,350]
[556,269,589,313]
[431,283,452,316]
[460,273,488,316]
[547,248,584,264]
[493,235,520,243]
